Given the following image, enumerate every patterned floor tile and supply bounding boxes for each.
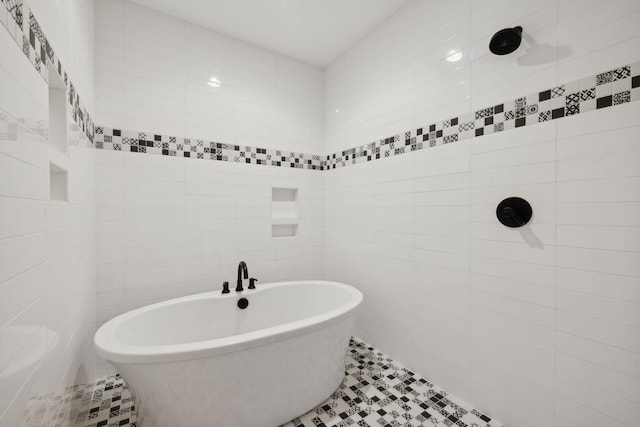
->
[69,338,502,427]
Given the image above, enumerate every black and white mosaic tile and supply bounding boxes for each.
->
[0,0,95,143]
[64,338,501,427]
[2,1,639,171]
[324,61,640,170]
[94,127,325,170]
[92,63,640,171]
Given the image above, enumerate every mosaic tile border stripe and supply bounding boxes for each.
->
[27,338,502,427]
[0,0,95,143]
[2,1,638,170]
[94,61,640,172]
[94,127,325,170]
[324,61,640,169]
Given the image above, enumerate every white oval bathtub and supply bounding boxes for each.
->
[94,280,362,427]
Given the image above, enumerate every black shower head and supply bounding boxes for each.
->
[489,26,523,55]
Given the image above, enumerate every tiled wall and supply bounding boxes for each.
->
[27,0,95,113]
[324,1,640,427]
[94,149,324,340]
[0,0,96,424]
[324,0,640,154]
[95,0,324,155]
[92,1,326,348]
[94,126,324,170]
[2,0,639,426]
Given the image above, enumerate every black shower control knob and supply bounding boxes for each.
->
[496,197,532,228]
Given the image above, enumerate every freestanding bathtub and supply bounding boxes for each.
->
[94,280,363,427]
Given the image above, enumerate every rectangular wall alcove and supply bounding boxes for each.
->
[49,162,68,201]
[272,187,298,237]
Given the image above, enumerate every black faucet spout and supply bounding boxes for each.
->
[236,261,248,291]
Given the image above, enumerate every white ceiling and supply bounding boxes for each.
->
[128,0,410,67]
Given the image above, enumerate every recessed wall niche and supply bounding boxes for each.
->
[271,187,298,237]
[47,63,68,155]
[49,162,68,201]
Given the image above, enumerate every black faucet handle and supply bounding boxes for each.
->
[222,281,230,294]
[248,278,258,289]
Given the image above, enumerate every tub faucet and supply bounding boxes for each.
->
[236,261,248,291]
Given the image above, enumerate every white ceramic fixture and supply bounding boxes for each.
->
[94,280,363,427]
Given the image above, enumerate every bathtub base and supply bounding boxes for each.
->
[115,317,354,427]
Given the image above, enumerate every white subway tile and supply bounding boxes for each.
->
[471,306,555,350]
[555,394,628,427]
[470,339,554,391]
[557,224,640,252]
[557,352,640,404]
[556,245,640,277]
[556,373,640,426]
[556,267,640,303]
[556,310,640,353]
[557,125,640,160]
[557,288,640,328]
[556,331,640,379]
[557,202,640,227]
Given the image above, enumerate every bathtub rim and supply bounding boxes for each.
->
[94,280,362,364]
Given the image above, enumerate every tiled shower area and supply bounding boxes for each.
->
[1,0,639,426]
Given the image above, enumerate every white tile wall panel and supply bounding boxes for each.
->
[95,0,324,155]
[94,148,325,326]
[2,0,638,425]
[0,6,96,422]
[555,394,629,427]
[325,19,640,419]
[556,267,640,303]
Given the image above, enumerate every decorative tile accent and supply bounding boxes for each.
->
[597,95,613,109]
[538,89,551,102]
[566,103,580,116]
[596,71,613,85]
[613,66,630,81]
[322,61,640,170]
[614,90,630,105]
[551,85,566,97]
[2,0,21,28]
[538,111,551,122]
[81,65,636,171]
[565,93,580,104]
[62,339,502,427]
[95,127,325,170]
[474,107,493,119]
[580,87,596,101]
[2,4,639,172]
[0,0,95,144]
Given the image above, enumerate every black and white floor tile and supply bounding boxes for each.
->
[70,338,502,427]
